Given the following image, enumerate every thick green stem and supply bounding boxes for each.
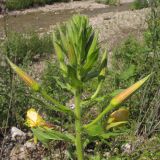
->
[74,90,83,160]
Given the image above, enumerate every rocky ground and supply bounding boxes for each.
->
[90,8,149,50]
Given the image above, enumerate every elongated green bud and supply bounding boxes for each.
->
[110,74,151,106]
[7,58,40,91]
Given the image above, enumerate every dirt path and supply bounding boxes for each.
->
[0,0,134,18]
[90,8,149,50]
[0,2,133,39]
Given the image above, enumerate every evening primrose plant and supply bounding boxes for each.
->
[7,15,150,160]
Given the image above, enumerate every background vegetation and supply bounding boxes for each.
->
[96,0,118,5]
[6,0,75,10]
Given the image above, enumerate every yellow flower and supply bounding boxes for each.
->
[26,108,45,127]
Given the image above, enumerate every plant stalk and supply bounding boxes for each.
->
[74,90,83,160]
[84,103,113,129]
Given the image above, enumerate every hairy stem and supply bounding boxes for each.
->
[74,90,83,160]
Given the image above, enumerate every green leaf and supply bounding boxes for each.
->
[53,39,64,62]
[67,65,83,88]
[87,32,98,58]
[82,48,99,74]
[82,70,99,81]
[106,121,127,130]
[67,42,77,66]
[100,132,123,139]
[99,50,107,72]
[85,123,104,136]
[119,65,135,81]
[31,127,75,145]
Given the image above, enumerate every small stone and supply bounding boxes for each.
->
[66,98,75,110]
[10,145,29,160]
[121,143,132,154]
[27,131,33,138]
[24,141,36,150]
[103,152,111,158]
[11,127,26,141]
[104,16,111,20]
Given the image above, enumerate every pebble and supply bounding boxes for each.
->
[24,141,36,150]
[11,127,26,141]
[121,143,132,154]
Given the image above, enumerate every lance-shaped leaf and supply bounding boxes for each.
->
[53,39,65,62]
[67,42,77,66]
[7,58,40,91]
[83,34,99,73]
[91,51,107,99]
[99,50,107,72]
[31,127,75,146]
[67,65,83,89]
[106,121,127,130]
[91,68,106,99]
[110,74,151,107]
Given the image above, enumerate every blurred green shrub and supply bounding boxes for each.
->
[112,36,149,75]
[132,0,149,9]
[96,0,118,5]
[6,0,71,10]
[6,0,33,10]
[2,31,53,64]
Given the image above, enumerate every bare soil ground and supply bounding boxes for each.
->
[90,8,149,50]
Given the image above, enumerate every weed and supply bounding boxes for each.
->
[2,31,53,64]
[7,15,150,160]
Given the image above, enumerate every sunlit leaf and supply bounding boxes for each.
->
[106,121,127,130]
[85,123,104,136]
[31,127,75,145]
